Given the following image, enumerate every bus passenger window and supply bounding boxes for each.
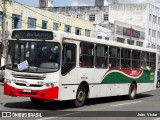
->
[80,42,94,67]
[121,48,131,69]
[79,56,84,67]
[150,53,156,70]
[140,52,149,69]
[61,43,76,75]
[132,50,140,69]
[116,59,121,67]
[95,45,108,68]
[109,47,120,68]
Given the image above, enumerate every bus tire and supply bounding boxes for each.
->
[30,98,44,105]
[129,83,137,100]
[74,85,86,107]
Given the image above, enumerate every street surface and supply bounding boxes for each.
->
[0,82,160,120]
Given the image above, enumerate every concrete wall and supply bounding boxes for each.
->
[94,25,113,40]
[109,4,148,28]
[52,6,109,25]
[109,4,160,50]
[109,4,148,47]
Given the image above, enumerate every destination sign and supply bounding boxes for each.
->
[12,30,53,40]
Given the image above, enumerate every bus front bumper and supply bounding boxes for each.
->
[4,82,59,100]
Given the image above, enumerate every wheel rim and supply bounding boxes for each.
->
[130,85,136,98]
[131,89,136,98]
[77,91,85,103]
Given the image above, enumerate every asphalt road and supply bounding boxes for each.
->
[0,82,160,120]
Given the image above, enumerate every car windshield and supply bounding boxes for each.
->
[6,40,60,73]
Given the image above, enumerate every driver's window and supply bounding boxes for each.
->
[61,43,76,75]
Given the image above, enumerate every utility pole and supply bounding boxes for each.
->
[2,0,6,43]
[1,0,7,66]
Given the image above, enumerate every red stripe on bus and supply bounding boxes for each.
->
[4,82,59,100]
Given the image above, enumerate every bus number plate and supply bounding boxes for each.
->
[22,89,31,93]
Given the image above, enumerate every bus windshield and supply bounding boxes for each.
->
[6,41,60,73]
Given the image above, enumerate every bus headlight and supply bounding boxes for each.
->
[45,82,54,88]
[5,79,12,84]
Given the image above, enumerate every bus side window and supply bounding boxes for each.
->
[140,52,149,69]
[95,45,108,68]
[132,50,140,69]
[109,47,120,68]
[61,43,76,75]
[121,48,131,69]
[150,53,156,70]
[80,42,94,67]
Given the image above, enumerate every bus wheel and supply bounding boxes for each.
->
[30,98,44,105]
[74,85,86,107]
[129,83,137,100]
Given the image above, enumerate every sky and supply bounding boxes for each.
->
[14,0,160,8]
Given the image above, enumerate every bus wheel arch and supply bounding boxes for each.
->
[80,81,89,98]
[74,81,89,107]
[128,81,137,100]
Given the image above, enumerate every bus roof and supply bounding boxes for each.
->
[54,31,157,53]
[9,29,157,53]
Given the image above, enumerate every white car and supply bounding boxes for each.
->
[0,66,5,82]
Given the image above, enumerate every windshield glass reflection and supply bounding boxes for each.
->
[6,41,60,73]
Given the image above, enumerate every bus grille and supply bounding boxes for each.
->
[12,73,46,80]
[15,83,43,87]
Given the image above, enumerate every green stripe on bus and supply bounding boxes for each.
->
[101,70,155,84]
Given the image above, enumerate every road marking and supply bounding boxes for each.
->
[36,112,81,120]
[153,118,160,120]
[111,101,142,107]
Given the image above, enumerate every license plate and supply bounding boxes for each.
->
[22,89,31,93]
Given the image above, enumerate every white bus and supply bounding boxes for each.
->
[4,29,157,107]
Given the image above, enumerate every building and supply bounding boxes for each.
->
[50,0,110,27]
[0,0,94,39]
[50,0,146,47]
[114,21,145,46]
[94,24,113,40]
[39,0,53,8]
[49,0,119,40]
[109,4,160,51]
[0,0,95,67]
[49,0,160,51]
